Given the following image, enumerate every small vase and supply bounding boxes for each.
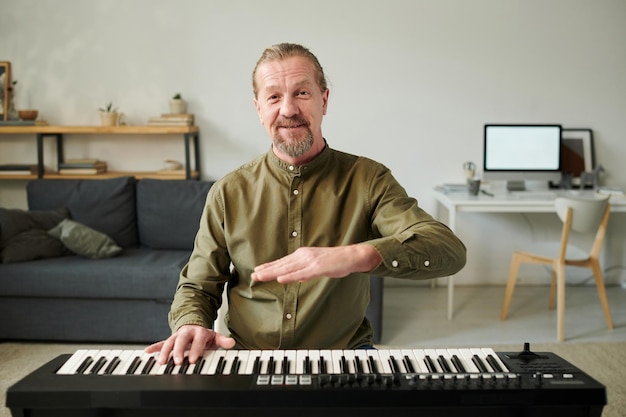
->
[100,112,119,126]
[169,99,186,114]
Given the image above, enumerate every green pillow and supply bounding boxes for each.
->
[48,219,123,259]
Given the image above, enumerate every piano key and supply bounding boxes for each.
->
[283,350,297,374]
[231,350,249,375]
[56,349,90,375]
[456,349,481,373]
[375,350,394,374]
[423,349,443,373]
[367,350,382,373]
[342,350,358,374]
[435,349,455,373]
[199,350,219,375]
[354,350,371,374]
[112,350,141,375]
[223,350,242,375]
[296,350,308,374]
[470,348,491,372]
[319,350,332,374]
[307,350,322,374]
[243,350,262,375]
[259,350,274,375]
[482,348,509,372]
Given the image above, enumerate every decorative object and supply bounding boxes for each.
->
[0,61,11,122]
[163,159,182,170]
[169,93,186,114]
[561,128,595,187]
[18,109,38,121]
[98,102,119,126]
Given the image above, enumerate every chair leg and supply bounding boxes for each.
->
[501,253,521,320]
[549,268,557,310]
[591,260,614,330]
[556,261,566,342]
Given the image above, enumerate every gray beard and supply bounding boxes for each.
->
[273,128,314,158]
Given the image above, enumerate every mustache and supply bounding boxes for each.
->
[274,116,309,128]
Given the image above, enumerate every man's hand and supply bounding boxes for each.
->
[145,324,236,365]
[251,244,381,284]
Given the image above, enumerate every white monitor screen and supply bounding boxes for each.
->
[484,125,561,172]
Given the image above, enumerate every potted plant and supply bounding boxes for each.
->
[99,102,119,126]
[169,93,187,114]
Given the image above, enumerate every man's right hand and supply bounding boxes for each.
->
[145,324,236,365]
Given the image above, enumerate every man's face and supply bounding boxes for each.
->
[254,56,329,162]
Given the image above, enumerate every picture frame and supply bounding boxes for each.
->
[561,128,595,186]
[0,61,10,122]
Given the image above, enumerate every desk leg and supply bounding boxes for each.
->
[446,208,457,320]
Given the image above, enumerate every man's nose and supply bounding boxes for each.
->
[280,96,299,118]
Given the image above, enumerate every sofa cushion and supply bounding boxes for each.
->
[0,248,188,300]
[137,179,213,250]
[27,177,138,248]
[0,207,70,263]
[48,219,123,259]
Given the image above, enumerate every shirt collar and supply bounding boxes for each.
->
[267,141,331,176]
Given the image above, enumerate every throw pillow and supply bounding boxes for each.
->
[0,207,71,264]
[48,219,123,259]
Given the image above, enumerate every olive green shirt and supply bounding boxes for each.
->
[169,145,466,349]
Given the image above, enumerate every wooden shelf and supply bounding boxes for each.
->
[0,125,201,181]
[0,125,199,135]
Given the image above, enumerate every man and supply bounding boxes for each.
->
[146,43,466,365]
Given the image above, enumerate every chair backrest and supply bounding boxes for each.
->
[554,195,610,233]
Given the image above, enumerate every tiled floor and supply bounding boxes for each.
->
[380,283,626,348]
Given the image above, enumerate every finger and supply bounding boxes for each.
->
[144,341,164,354]
[172,332,192,365]
[156,337,175,365]
[187,332,209,364]
[214,333,236,350]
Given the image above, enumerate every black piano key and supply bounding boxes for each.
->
[252,357,261,374]
[403,355,416,373]
[304,356,312,374]
[281,358,290,375]
[423,356,437,373]
[368,355,379,374]
[76,356,94,374]
[90,356,108,374]
[354,357,364,374]
[341,355,349,374]
[104,357,121,374]
[178,357,189,374]
[140,357,156,374]
[319,356,328,374]
[437,355,452,373]
[215,357,226,375]
[127,357,143,375]
[472,354,489,373]
[451,355,466,373]
[389,356,401,373]
[163,357,175,374]
[266,357,275,375]
[192,358,205,374]
[486,354,503,372]
[230,357,240,374]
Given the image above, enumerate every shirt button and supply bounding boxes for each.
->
[288,165,295,171]
[391,260,399,267]
[293,189,299,195]
[424,260,430,267]
[286,313,293,320]
[291,231,298,237]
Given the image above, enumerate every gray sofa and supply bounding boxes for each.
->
[0,177,383,344]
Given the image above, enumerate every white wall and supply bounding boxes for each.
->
[2,0,625,285]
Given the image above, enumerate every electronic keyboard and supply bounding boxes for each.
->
[6,343,607,417]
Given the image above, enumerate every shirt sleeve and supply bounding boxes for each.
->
[364,163,467,280]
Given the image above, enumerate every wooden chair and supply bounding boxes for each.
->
[500,195,613,341]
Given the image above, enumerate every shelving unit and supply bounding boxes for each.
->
[0,125,200,180]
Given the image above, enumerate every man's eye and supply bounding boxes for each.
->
[298,91,309,96]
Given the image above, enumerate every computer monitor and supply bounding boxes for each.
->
[483,124,562,191]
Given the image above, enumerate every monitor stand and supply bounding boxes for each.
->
[506,180,526,191]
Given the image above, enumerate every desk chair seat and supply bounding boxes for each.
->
[500,195,613,342]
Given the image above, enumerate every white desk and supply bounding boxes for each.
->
[433,189,626,320]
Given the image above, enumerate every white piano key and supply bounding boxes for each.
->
[319,349,333,373]
[481,348,509,372]
[97,350,122,375]
[342,350,357,374]
[470,348,493,372]
[112,350,139,375]
[423,349,443,373]
[457,349,481,373]
[435,349,456,373]
[232,350,249,375]
[222,350,241,375]
[388,349,408,373]
[271,350,285,374]
[400,349,421,373]
[205,350,228,375]
[283,350,297,374]
[365,349,385,374]
[259,350,275,374]
[243,350,262,375]
[57,349,90,375]
[86,350,111,375]
[354,350,370,374]
[446,348,474,373]
[198,350,219,375]
[296,350,308,374]
[374,349,394,374]
[307,350,321,374]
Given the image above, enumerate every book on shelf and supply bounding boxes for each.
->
[58,166,107,175]
[147,113,194,125]
[0,120,49,126]
[596,186,624,196]
[0,163,38,175]
[58,159,107,169]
